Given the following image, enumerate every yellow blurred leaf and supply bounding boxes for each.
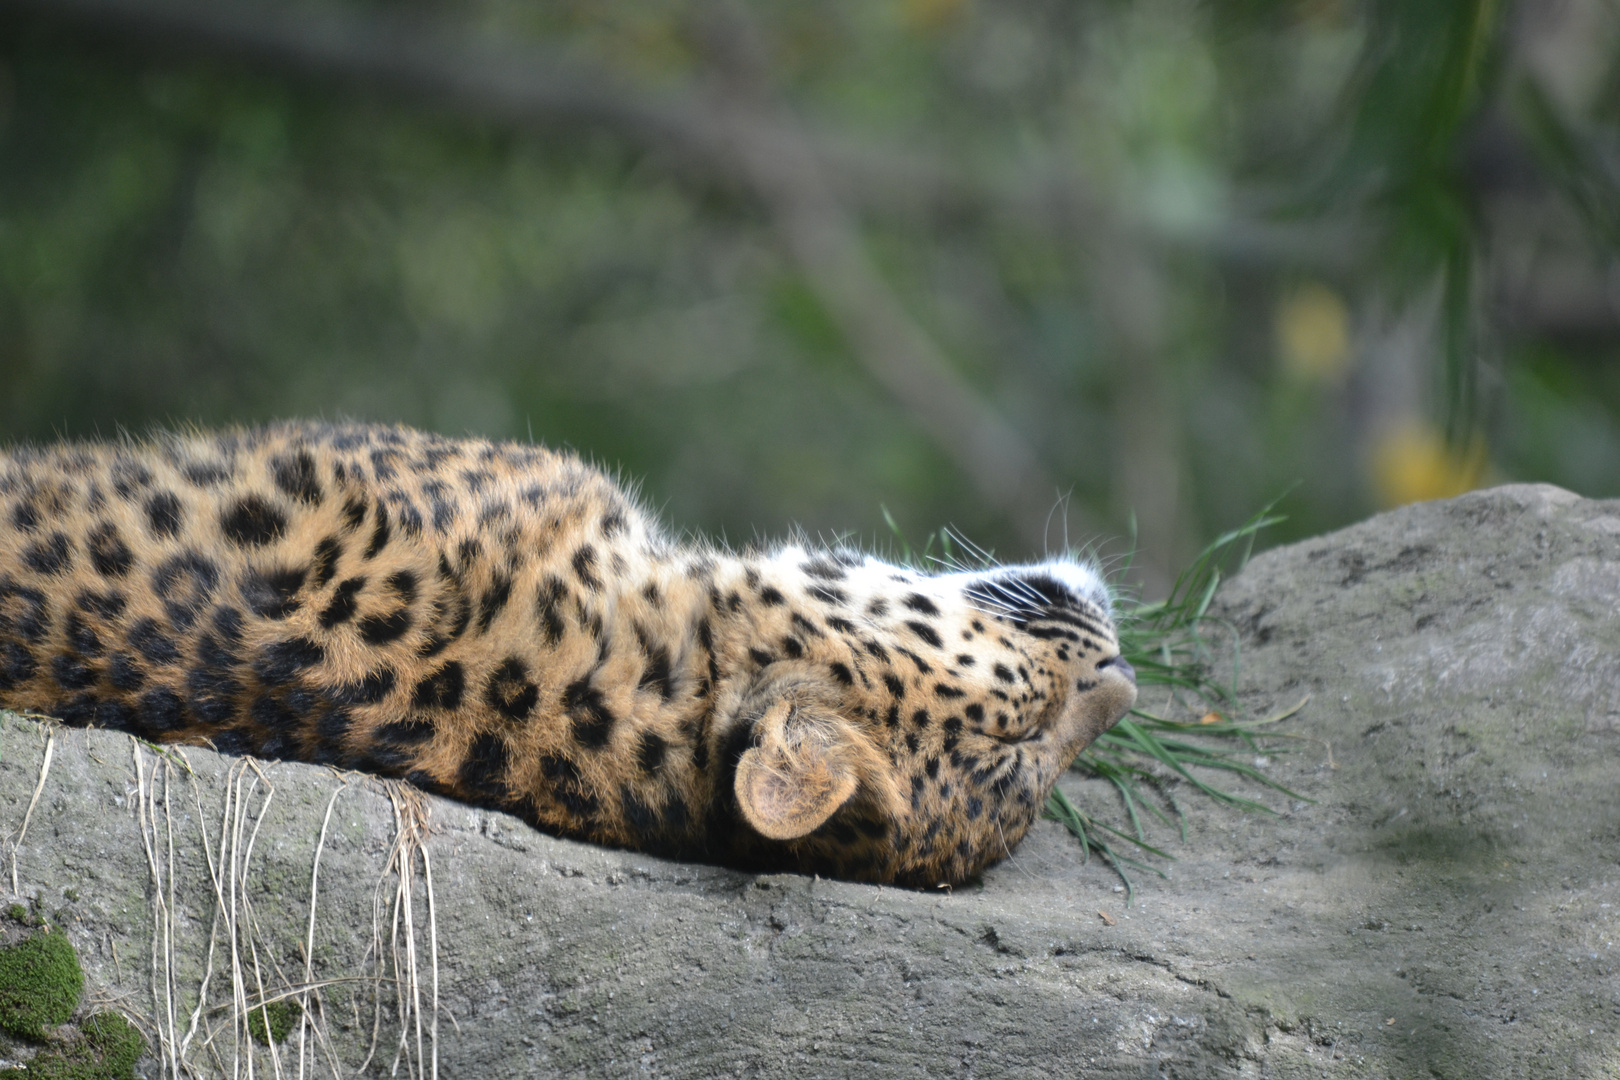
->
[1369,421,1488,508]
[1276,282,1352,384]
[901,0,968,33]
[1198,711,1224,725]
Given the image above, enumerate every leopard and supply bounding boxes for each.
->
[0,422,1136,887]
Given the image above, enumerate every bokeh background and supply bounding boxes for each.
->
[2,0,1618,595]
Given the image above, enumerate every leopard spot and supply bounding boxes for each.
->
[186,665,242,724]
[145,491,183,539]
[906,621,942,648]
[220,496,288,548]
[88,523,134,578]
[255,637,325,686]
[129,618,180,665]
[243,565,307,620]
[23,532,73,576]
[476,573,513,633]
[0,642,36,690]
[809,585,846,605]
[74,588,127,620]
[621,784,661,837]
[9,498,39,534]
[250,693,296,732]
[272,450,323,505]
[318,576,365,628]
[50,604,96,655]
[536,576,568,646]
[563,679,616,749]
[334,667,397,706]
[636,731,668,775]
[638,645,673,700]
[902,593,939,616]
[358,611,412,645]
[413,661,465,710]
[374,717,436,746]
[151,552,219,631]
[341,494,368,530]
[572,545,601,590]
[137,687,186,732]
[459,732,510,801]
[538,752,598,820]
[485,658,539,723]
[181,461,231,487]
[107,653,144,691]
[364,506,391,558]
[312,536,343,588]
[801,558,846,581]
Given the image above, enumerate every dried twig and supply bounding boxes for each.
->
[9,726,55,897]
[133,744,184,1079]
[297,782,348,1080]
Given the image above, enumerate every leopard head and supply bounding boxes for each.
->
[717,549,1136,885]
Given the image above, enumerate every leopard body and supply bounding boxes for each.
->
[0,423,1136,886]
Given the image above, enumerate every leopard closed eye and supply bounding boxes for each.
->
[0,423,1137,887]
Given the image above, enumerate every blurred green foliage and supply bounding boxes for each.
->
[1,0,1618,590]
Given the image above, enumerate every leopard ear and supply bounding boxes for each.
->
[734,740,858,841]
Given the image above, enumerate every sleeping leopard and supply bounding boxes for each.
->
[0,423,1136,887]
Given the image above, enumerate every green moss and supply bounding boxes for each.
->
[80,1013,144,1077]
[1,1012,146,1080]
[4,907,25,925]
[247,999,297,1045]
[0,929,82,1040]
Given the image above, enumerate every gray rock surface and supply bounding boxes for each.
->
[0,483,1617,1078]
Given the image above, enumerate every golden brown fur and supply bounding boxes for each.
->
[0,423,1135,885]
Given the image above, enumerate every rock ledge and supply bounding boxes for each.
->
[2,483,1617,1078]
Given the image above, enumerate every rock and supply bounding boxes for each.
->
[1,482,1617,1078]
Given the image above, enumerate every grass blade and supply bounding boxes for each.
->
[1053,498,1312,899]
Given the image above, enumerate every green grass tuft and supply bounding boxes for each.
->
[0,928,83,1040]
[1060,502,1310,900]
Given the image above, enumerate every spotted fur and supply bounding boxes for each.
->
[0,423,1135,886]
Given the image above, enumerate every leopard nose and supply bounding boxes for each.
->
[1099,655,1135,683]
